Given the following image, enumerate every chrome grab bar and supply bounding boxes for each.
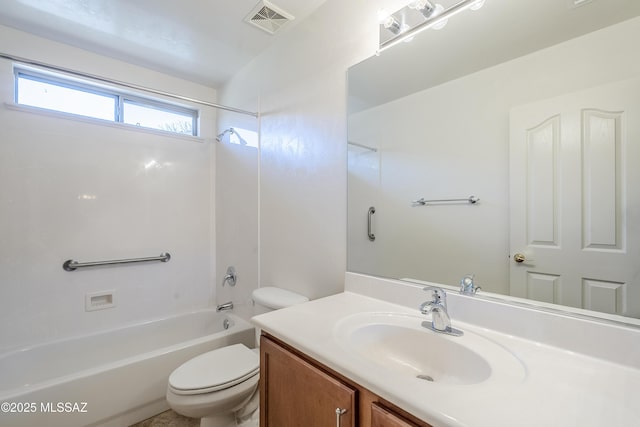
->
[63,252,171,271]
[367,206,376,241]
[411,195,479,206]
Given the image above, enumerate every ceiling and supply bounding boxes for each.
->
[0,0,327,88]
[349,0,640,112]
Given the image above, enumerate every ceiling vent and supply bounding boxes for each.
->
[244,0,294,35]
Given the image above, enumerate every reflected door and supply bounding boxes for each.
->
[509,78,640,317]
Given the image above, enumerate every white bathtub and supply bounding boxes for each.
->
[0,309,255,427]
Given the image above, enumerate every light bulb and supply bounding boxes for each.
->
[383,16,402,35]
[408,0,431,10]
[414,0,437,18]
[377,8,391,23]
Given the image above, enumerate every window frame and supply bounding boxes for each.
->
[121,95,198,136]
[14,68,199,137]
[15,70,119,121]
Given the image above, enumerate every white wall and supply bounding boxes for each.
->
[0,25,218,351]
[348,17,640,293]
[213,90,260,319]
[218,0,400,300]
[220,1,640,301]
[215,127,259,319]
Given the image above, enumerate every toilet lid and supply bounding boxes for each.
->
[169,344,259,395]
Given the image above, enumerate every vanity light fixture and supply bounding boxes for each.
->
[409,0,436,16]
[382,15,403,34]
[409,0,447,29]
[379,9,412,37]
[379,0,487,53]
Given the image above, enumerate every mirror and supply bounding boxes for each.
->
[347,0,640,321]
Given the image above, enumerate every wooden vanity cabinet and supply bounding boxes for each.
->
[260,334,431,427]
[371,403,421,427]
[260,334,356,427]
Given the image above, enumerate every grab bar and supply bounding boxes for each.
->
[411,196,479,206]
[63,252,171,271]
[368,206,376,241]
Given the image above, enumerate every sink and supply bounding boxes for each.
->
[345,322,490,385]
[333,312,525,386]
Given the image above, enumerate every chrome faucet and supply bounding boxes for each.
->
[222,266,237,287]
[419,286,463,337]
[216,301,234,312]
[459,274,481,295]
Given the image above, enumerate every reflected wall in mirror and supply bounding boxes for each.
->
[347,0,640,320]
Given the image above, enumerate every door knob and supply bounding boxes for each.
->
[513,253,526,263]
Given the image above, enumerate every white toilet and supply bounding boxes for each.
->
[166,287,308,427]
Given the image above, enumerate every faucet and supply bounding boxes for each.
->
[459,274,481,295]
[216,301,234,312]
[222,266,237,287]
[419,286,463,337]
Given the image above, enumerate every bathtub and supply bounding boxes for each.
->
[0,309,255,427]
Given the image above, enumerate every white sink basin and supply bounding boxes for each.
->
[333,312,526,386]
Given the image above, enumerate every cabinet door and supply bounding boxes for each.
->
[261,336,356,427]
[371,403,420,427]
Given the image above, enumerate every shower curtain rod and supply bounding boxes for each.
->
[0,52,259,118]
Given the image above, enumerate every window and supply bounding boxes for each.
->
[123,98,194,136]
[15,70,198,136]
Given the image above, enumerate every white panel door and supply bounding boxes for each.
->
[509,78,640,317]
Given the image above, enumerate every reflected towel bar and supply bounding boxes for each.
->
[411,196,480,206]
[348,141,378,152]
[367,206,376,241]
[63,252,171,271]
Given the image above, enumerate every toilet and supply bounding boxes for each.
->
[166,286,308,427]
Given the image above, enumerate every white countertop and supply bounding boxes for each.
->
[252,290,640,427]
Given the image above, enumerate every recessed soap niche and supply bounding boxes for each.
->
[85,290,117,312]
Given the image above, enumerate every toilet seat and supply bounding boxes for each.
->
[168,344,259,396]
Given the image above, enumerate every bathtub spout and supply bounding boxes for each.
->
[216,301,234,312]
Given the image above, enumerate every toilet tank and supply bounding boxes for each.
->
[252,287,309,315]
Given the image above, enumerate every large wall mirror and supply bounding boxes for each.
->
[347,0,640,321]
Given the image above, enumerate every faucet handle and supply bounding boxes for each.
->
[223,266,237,287]
[422,286,445,304]
[460,274,481,295]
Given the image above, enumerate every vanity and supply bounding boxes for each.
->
[260,334,428,427]
[252,273,640,427]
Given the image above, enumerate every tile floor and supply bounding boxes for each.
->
[130,407,259,427]
[129,410,199,427]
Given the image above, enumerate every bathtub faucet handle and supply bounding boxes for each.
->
[223,266,237,287]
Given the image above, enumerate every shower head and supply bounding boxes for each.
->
[216,127,235,142]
